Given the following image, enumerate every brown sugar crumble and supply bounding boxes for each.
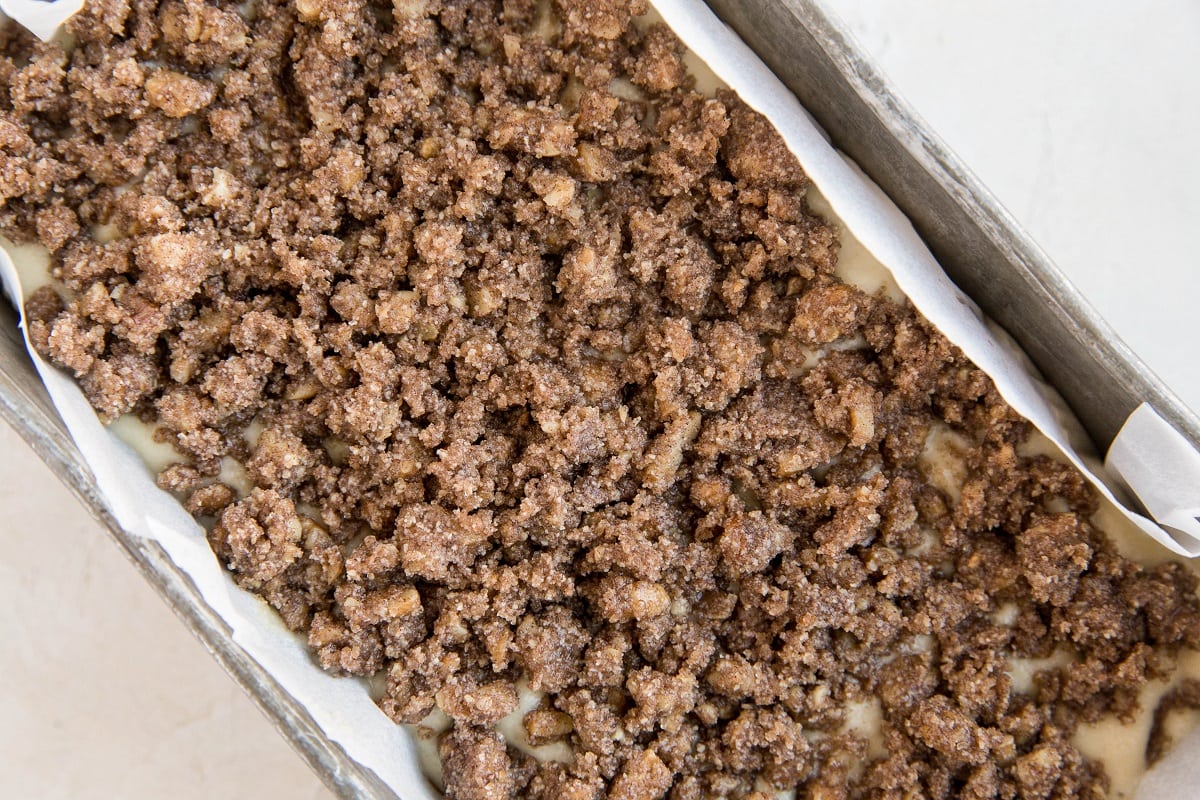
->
[4,0,1200,797]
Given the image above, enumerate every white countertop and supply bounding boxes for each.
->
[2,3,1197,797]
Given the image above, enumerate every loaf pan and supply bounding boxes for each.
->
[1,1,1195,797]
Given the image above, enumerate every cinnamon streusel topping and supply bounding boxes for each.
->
[4,1,1200,797]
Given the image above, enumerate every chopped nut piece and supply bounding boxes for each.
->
[523,709,574,745]
[144,70,214,118]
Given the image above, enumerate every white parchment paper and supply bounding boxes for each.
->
[1107,404,1200,553]
[0,0,83,41]
[3,0,1200,797]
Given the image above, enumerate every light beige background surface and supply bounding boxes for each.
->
[2,1,1198,797]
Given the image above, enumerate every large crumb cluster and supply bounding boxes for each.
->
[5,1,1200,798]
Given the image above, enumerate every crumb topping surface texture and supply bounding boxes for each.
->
[4,1,1200,798]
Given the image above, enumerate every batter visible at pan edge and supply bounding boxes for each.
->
[4,1,1200,798]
